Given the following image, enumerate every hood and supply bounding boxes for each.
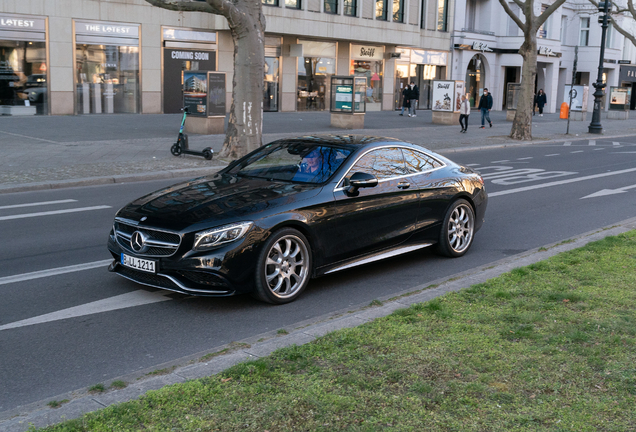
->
[117,173,320,230]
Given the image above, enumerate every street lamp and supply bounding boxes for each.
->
[588,0,611,134]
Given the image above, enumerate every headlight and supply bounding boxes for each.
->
[193,222,253,251]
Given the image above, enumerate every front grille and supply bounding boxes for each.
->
[115,219,182,257]
[176,270,229,287]
[116,265,181,291]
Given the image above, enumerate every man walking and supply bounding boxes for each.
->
[409,81,419,117]
[399,85,410,116]
[459,94,470,133]
[535,89,547,116]
[478,88,493,129]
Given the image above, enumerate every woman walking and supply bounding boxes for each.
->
[535,89,547,116]
[459,94,470,133]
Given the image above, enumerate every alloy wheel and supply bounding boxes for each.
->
[264,235,309,299]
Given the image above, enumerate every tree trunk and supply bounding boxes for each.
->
[219,2,265,160]
[511,34,538,141]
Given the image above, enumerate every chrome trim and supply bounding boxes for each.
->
[114,218,182,258]
[113,264,229,295]
[324,243,433,274]
[333,145,447,193]
[115,217,139,226]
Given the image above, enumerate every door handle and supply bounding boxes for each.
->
[397,182,410,189]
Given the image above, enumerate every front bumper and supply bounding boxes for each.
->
[107,232,257,297]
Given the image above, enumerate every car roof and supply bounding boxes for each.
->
[268,135,404,150]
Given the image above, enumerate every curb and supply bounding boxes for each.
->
[3,215,636,432]
[1,132,634,195]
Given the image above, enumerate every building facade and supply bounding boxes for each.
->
[0,0,456,116]
[450,0,634,113]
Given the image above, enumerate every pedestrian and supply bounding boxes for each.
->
[399,85,410,116]
[410,81,419,117]
[478,88,493,128]
[459,94,470,133]
[536,89,547,116]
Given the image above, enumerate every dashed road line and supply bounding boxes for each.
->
[0,260,113,286]
[571,151,584,154]
[545,154,560,157]
[0,206,112,221]
[517,157,533,160]
[0,199,78,210]
[563,142,572,146]
[490,160,509,163]
[589,140,596,146]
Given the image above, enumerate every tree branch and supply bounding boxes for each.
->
[609,14,636,47]
[498,0,526,32]
[144,0,240,22]
[536,0,568,28]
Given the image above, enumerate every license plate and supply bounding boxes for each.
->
[121,253,156,274]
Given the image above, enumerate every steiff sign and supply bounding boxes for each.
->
[351,44,384,61]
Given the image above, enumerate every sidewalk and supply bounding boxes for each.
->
[1,109,635,193]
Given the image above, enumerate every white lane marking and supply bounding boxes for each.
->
[564,142,572,146]
[490,160,509,163]
[517,157,533,160]
[0,206,111,221]
[489,167,636,197]
[0,129,60,144]
[545,154,560,157]
[0,260,113,286]
[613,151,636,154]
[571,151,584,154]
[0,199,78,210]
[589,140,596,146]
[0,290,172,331]
[465,163,480,166]
[613,142,620,146]
[594,148,605,151]
[581,183,636,199]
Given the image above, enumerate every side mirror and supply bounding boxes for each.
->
[347,172,378,195]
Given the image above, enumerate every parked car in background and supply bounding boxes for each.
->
[107,135,488,304]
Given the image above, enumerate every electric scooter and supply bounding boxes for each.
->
[170,107,214,160]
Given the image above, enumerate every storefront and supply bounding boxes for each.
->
[74,20,140,114]
[0,13,48,114]
[394,48,447,110]
[264,37,281,112]
[619,65,636,110]
[465,54,485,108]
[350,44,384,111]
[162,27,217,114]
[297,40,336,111]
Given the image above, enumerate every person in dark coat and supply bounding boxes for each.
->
[409,81,419,117]
[478,88,493,128]
[535,89,547,116]
[399,85,410,116]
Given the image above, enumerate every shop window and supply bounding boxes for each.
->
[264,57,279,112]
[262,0,279,6]
[580,17,590,46]
[286,0,301,7]
[298,56,335,111]
[76,45,140,114]
[324,0,338,13]
[344,0,357,15]
[0,41,48,114]
[466,55,485,108]
[437,0,448,31]
[351,59,383,110]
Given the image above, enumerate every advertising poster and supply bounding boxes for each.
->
[454,81,465,112]
[432,80,455,112]
[183,71,208,117]
[566,85,587,112]
[334,85,353,111]
[207,72,226,117]
[609,87,630,111]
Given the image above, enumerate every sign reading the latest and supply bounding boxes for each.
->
[75,21,139,38]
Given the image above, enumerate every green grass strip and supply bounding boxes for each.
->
[39,232,636,431]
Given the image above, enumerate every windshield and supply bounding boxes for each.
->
[227,143,352,184]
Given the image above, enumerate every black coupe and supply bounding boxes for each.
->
[107,135,487,304]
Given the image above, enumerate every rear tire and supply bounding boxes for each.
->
[437,199,475,258]
[253,228,312,304]
[203,148,213,160]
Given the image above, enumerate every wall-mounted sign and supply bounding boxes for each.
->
[351,44,384,61]
[432,80,455,112]
[75,20,139,38]
[619,65,636,83]
[609,86,630,111]
[566,85,589,112]
[334,85,353,111]
[0,13,46,41]
[538,46,556,57]
[472,42,493,52]
[618,60,631,65]
[454,81,465,113]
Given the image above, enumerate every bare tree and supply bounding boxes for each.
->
[588,0,636,47]
[498,0,567,140]
[145,0,265,159]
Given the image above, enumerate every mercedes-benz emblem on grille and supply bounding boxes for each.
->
[130,231,148,252]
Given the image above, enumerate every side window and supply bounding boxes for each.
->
[342,147,405,185]
[402,148,442,173]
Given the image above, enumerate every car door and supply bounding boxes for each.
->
[401,148,460,234]
[319,147,421,264]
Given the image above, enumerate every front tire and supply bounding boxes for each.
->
[437,199,475,257]
[253,228,312,304]
[171,143,181,156]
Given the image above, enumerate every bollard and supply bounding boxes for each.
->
[560,102,569,119]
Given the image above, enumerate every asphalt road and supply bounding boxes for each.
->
[1,136,635,414]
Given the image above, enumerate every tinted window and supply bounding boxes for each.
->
[343,147,406,185]
[228,144,351,184]
[402,148,443,173]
